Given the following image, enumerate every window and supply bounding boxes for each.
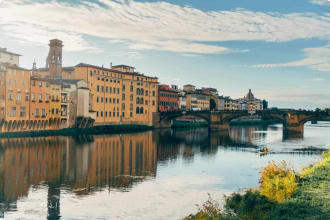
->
[32,81,36,86]
[31,93,36,101]
[109,111,111,117]
[101,97,103,103]
[106,86,108,92]
[105,98,108,103]
[46,82,49,87]
[97,96,99,103]
[10,106,16,117]
[97,85,100,92]
[130,85,133,92]
[122,103,125,110]
[152,100,155,106]
[117,98,119,104]
[42,108,46,117]
[140,107,144,114]
[56,109,59,114]
[130,94,133,101]
[130,112,133,117]
[25,92,29,101]
[8,93,13,101]
[22,80,25,86]
[136,107,139,114]
[101,111,103,117]
[39,94,42,102]
[35,108,39,117]
[117,112,119,117]
[122,85,126,91]
[117,88,120,94]
[105,112,108,117]
[20,107,26,117]
[90,71,93,77]
[122,112,125,117]
[130,104,133,111]
[145,90,148,96]
[52,108,55,114]
[97,111,99,117]
[102,86,104,92]
[17,93,21,101]
[39,81,42,87]
[122,94,125,100]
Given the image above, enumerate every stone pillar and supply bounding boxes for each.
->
[283,113,304,135]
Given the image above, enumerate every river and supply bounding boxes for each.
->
[0,122,329,220]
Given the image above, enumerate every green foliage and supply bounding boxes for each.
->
[259,161,298,202]
[184,149,330,220]
[224,190,276,220]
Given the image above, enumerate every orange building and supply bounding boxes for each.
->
[158,84,179,112]
[0,63,30,131]
[62,63,159,125]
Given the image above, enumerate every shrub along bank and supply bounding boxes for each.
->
[184,149,330,220]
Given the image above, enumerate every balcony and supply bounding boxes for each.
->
[41,115,46,118]
[39,100,43,103]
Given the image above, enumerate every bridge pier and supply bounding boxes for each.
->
[283,123,304,135]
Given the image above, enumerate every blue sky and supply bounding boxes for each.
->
[0,0,329,109]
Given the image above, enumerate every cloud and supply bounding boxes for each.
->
[260,87,330,105]
[0,0,329,54]
[310,0,330,6]
[312,77,325,81]
[252,44,330,72]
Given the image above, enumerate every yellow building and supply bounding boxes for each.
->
[49,80,62,124]
[62,63,159,125]
[186,92,210,111]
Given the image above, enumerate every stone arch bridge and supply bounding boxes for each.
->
[152,110,330,134]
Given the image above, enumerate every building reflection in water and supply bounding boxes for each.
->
[0,125,281,219]
[0,132,157,219]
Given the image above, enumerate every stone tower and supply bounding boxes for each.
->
[46,39,63,79]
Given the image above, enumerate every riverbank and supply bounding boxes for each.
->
[0,124,153,139]
[184,149,330,220]
[230,118,281,125]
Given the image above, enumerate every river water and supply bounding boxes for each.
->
[0,122,329,220]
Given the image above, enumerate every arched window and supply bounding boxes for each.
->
[141,88,144,95]
[141,97,144,104]
[140,107,144,114]
[136,107,140,114]
[136,97,139,104]
[136,88,140,95]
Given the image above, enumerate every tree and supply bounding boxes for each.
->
[210,99,216,110]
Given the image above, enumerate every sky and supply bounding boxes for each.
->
[0,0,329,109]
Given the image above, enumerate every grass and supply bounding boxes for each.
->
[184,149,330,220]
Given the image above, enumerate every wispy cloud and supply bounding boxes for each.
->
[310,0,330,6]
[252,44,330,72]
[312,77,325,81]
[260,87,330,105]
[0,0,330,54]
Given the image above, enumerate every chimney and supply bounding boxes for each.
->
[110,62,112,68]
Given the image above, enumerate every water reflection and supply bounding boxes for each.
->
[0,123,328,219]
[0,133,157,219]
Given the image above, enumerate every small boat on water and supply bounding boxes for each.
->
[257,147,269,156]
